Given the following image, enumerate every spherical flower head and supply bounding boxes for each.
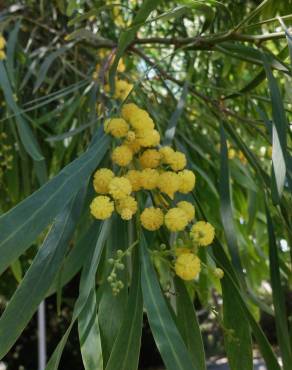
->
[0,35,6,49]
[115,196,137,220]
[164,208,189,232]
[114,79,133,100]
[104,118,129,138]
[157,171,180,199]
[140,207,164,231]
[177,201,195,222]
[190,221,215,246]
[169,151,186,171]
[159,146,175,164]
[121,103,140,121]
[93,168,114,194]
[175,253,201,281]
[125,170,142,191]
[126,130,136,142]
[109,177,132,200]
[112,145,133,167]
[140,168,159,190]
[140,149,161,169]
[137,129,160,147]
[128,110,154,131]
[178,170,196,193]
[90,196,114,220]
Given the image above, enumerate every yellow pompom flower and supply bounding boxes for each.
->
[121,103,140,121]
[112,145,133,167]
[190,221,215,246]
[93,168,114,194]
[90,196,114,220]
[139,149,161,168]
[164,208,189,231]
[104,118,129,138]
[157,171,180,199]
[0,35,6,49]
[137,129,160,147]
[140,168,159,190]
[115,196,138,220]
[125,170,142,191]
[175,253,201,281]
[114,79,133,100]
[177,201,195,222]
[159,146,175,163]
[169,151,186,171]
[128,110,154,131]
[140,207,164,231]
[109,177,132,200]
[178,170,196,193]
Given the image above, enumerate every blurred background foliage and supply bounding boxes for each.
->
[0,0,291,369]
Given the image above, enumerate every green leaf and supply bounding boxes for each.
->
[0,133,109,275]
[175,278,206,370]
[222,276,253,370]
[109,0,162,87]
[219,125,243,274]
[164,80,189,146]
[140,234,197,370]
[211,240,281,370]
[263,56,287,204]
[10,259,22,283]
[0,187,86,359]
[34,47,69,92]
[78,289,103,370]
[215,43,289,73]
[0,62,44,161]
[99,215,129,365]
[47,223,99,296]
[266,206,292,370]
[45,220,110,370]
[106,250,143,370]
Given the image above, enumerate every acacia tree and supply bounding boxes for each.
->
[0,1,291,369]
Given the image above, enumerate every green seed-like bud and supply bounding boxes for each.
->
[117,263,125,270]
[160,243,166,250]
[107,276,113,283]
[116,249,123,257]
[108,258,115,264]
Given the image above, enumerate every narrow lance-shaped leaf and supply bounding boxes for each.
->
[266,206,292,370]
[263,55,288,204]
[140,234,197,370]
[78,288,103,370]
[106,249,143,370]
[175,277,206,370]
[0,186,87,359]
[0,62,44,161]
[219,125,243,275]
[222,275,253,370]
[99,215,129,365]
[0,133,109,275]
[45,220,110,370]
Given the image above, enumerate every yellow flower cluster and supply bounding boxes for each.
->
[0,34,6,60]
[173,220,215,281]
[90,169,136,220]
[99,102,198,230]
